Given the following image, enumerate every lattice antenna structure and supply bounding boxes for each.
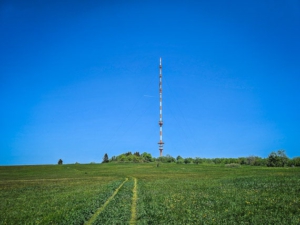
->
[158,57,164,156]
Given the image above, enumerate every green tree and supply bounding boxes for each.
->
[157,155,175,163]
[238,157,247,165]
[165,154,175,163]
[176,155,183,161]
[102,153,109,163]
[253,157,267,166]
[246,156,257,165]
[288,157,300,167]
[194,157,202,164]
[134,152,140,157]
[118,155,126,162]
[213,158,222,164]
[176,158,184,164]
[267,150,288,167]
[184,157,193,164]
[141,152,153,162]
[58,159,63,165]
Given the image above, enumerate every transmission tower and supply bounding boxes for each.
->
[158,57,164,156]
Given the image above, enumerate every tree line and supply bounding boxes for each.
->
[101,150,300,167]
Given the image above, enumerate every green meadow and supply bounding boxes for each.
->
[1,163,299,224]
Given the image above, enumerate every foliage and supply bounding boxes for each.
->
[176,158,184,164]
[111,152,154,163]
[235,156,267,166]
[58,159,63,165]
[267,150,289,167]
[102,153,109,163]
[194,157,202,164]
[102,150,296,167]
[176,155,183,161]
[134,152,140,157]
[141,152,153,162]
[288,157,300,167]
[157,154,175,163]
[184,157,194,164]
[246,156,257,165]
[253,157,267,166]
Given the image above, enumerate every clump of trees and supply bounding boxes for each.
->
[157,154,175,163]
[266,150,288,167]
[109,152,155,163]
[58,159,63,165]
[288,157,300,167]
[176,156,184,164]
[101,149,299,167]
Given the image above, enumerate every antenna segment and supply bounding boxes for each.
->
[158,57,164,156]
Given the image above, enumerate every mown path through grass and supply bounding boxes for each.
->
[84,177,138,225]
[85,178,128,225]
[130,177,138,225]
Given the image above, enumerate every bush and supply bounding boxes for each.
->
[213,158,223,164]
[194,157,203,164]
[58,159,63,165]
[253,157,267,166]
[238,157,247,165]
[225,163,241,168]
[176,158,184,164]
[267,150,288,167]
[157,155,175,163]
[246,156,257,165]
[141,152,153,162]
[287,157,300,167]
[184,157,194,164]
[176,156,183,161]
[113,152,153,163]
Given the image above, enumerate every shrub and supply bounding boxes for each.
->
[184,157,194,164]
[225,163,241,168]
[157,155,175,163]
[176,156,183,161]
[287,157,300,167]
[141,152,153,162]
[267,150,288,167]
[176,158,184,164]
[194,157,203,164]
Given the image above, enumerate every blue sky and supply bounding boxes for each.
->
[1,0,299,165]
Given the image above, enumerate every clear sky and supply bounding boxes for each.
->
[1,1,299,165]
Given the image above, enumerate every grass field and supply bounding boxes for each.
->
[1,163,299,224]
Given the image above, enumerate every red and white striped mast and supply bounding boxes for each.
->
[158,57,164,156]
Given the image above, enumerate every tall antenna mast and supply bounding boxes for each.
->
[158,57,164,156]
